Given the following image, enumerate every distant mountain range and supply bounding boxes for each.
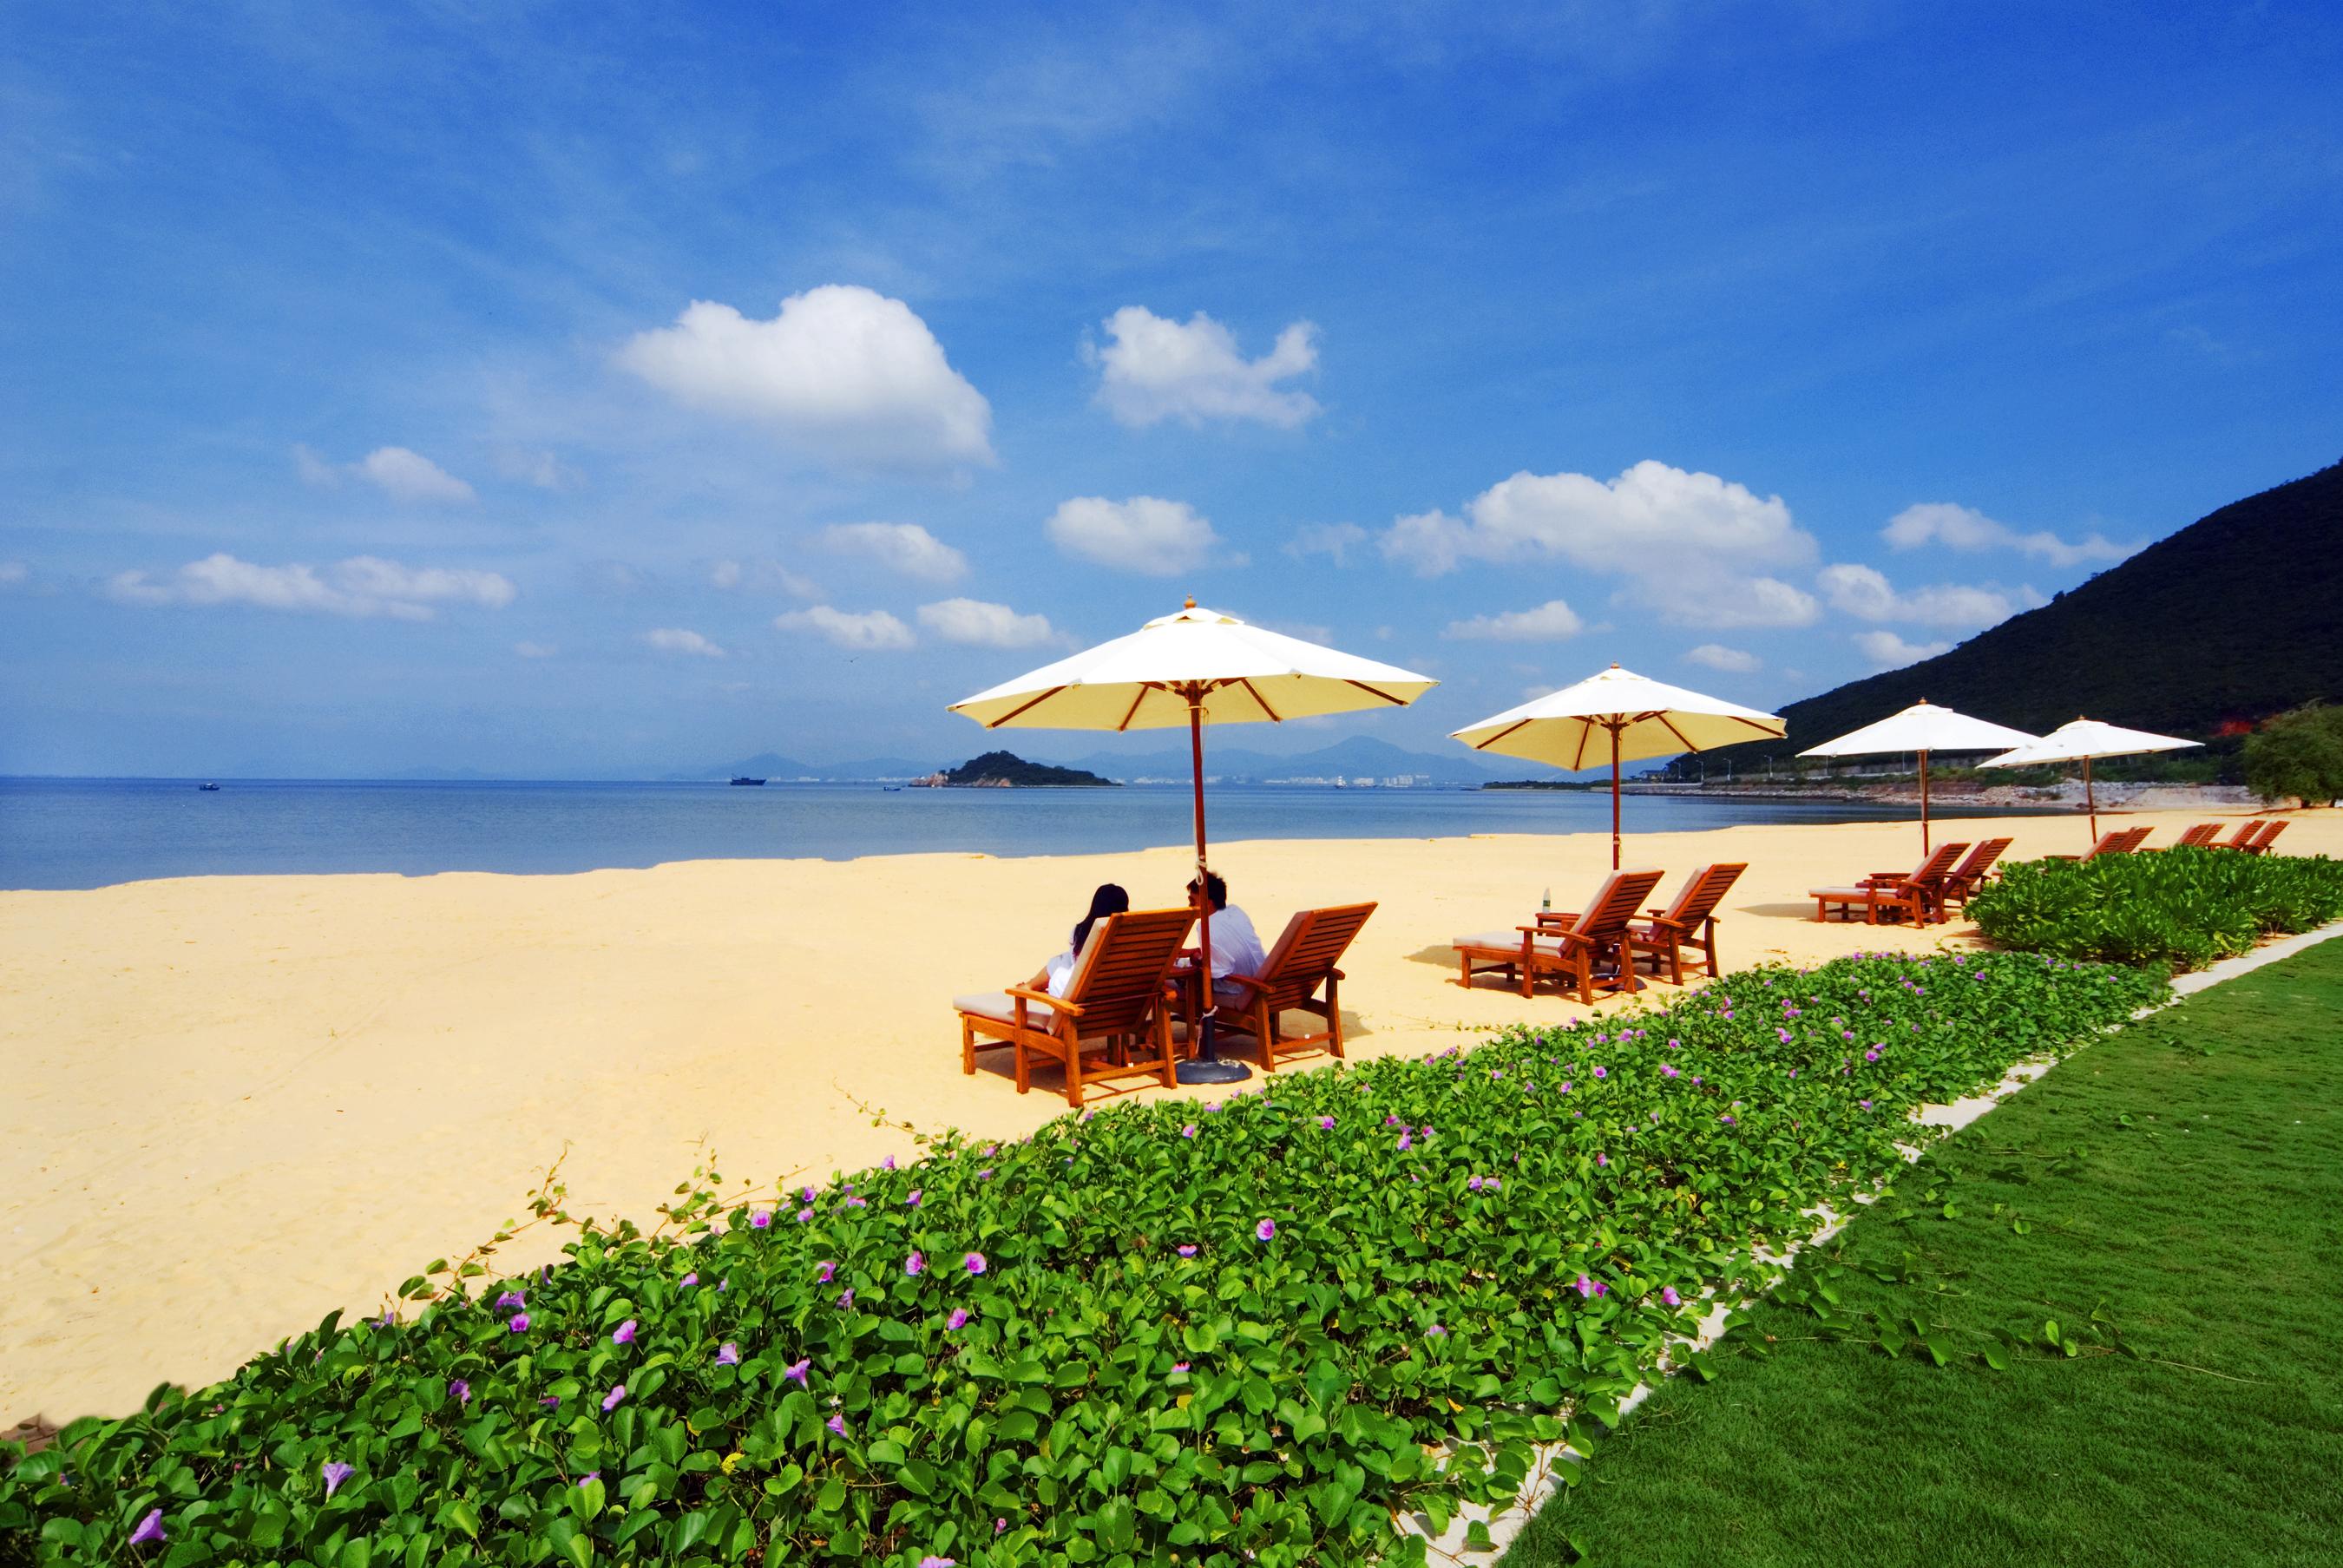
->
[679,735,1513,785]
[1705,457,2343,767]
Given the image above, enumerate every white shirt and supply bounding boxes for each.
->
[1042,948,1078,998]
[1204,904,1265,980]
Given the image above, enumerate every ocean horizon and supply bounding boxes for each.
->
[0,776,2033,892]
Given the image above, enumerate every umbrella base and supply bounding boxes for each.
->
[1176,1058,1253,1085]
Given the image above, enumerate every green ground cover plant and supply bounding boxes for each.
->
[1967,843,2343,970]
[0,952,2163,1568]
[1501,932,2343,1568]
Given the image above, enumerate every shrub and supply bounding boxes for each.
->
[2242,705,2343,807]
[1,954,2163,1568]
[1969,845,2343,969]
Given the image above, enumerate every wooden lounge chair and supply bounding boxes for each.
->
[1212,902,1376,1072]
[953,907,1195,1107]
[2171,823,2223,849]
[2213,820,2266,850]
[2241,819,2288,856]
[2048,827,2150,863]
[1939,837,2013,910]
[1811,842,1968,925]
[1627,863,1746,984]
[1453,869,1667,1002]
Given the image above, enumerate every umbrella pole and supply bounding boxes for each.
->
[1177,690,1249,1086]
[1920,749,1931,853]
[2084,755,2097,840]
[1610,723,1622,871]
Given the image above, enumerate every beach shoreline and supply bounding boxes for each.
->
[4,804,2333,1427]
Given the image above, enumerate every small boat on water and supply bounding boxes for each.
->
[729,776,767,786]
[198,782,220,791]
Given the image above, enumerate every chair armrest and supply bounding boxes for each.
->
[1221,974,1271,998]
[1003,986,1081,1016]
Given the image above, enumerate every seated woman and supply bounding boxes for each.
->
[1032,883,1130,998]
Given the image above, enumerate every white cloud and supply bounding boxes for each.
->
[292,444,341,488]
[822,522,968,583]
[1089,305,1321,429]
[105,553,513,620]
[710,558,822,599]
[1684,643,1760,672]
[1817,563,2018,627]
[1854,629,1953,669]
[774,605,917,651]
[916,597,1059,648]
[643,627,725,658]
[1382,460,1820,627]
[1046,495,1222,575]
[617,285,994,469]
[355,447,476,504]
[0,561,25,586]
[1442,599,1585,641]
[514,641,558,659]
[1881,502,2132,569]
[493,447,584,491]
[1283,522,1368,566]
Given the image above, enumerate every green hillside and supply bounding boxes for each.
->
[1713,458,2343,765]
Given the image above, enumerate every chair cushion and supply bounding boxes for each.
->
[1808,887,1888,901]
[1454,930,1562,953]
[953,991,1031,1025]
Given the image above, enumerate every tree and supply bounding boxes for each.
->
[2242,705,2343,807]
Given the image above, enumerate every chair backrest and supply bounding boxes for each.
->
[2251,819,2288,850]
[1907,841,1971,887]
[1952,837,2012,881]
[2177,823,2222,848]
[2116,826,2153,853]
[1062,907,1198,1033]
[2078,830,2130,859]
[2220,820,2263,849]
[1573,868,1668,941]
[1251,902,1376,1008]
[1656,863,1746,929]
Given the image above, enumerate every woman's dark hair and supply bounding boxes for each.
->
[1072,882,1130,957]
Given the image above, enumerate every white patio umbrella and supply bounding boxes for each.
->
[949,600,1437,1083]
[1800,699,2038,853]
[1978,718,2202,841]
[1450,664,1785,869]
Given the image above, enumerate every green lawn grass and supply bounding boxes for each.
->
[1503,939,2343,1568]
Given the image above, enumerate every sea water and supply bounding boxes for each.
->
[0,777,2025,891]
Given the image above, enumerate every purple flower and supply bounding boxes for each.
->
[977,1168,994,1181]
[1171,1361,1191,1374]
[719,1276,728,1292]
[322,1460,354,1497]
[1721,1113,1736,1124]
[1575,1276,1597,1298]
[1860,1099,1874,1111]
[784,1358,811,1385]
[1255,1218,1277,1242]
[1592,1066,1607,1079]
[540,1395,561,1408]
[1181,1124,1198,1139]
[1427,1323,1446,1337]
[750,1209,772,1230]
[816,1261,836,1283]
[948,1308,969,1330]
[796,1206,814,1223]
[1468,1175,1483,1191]
[1397,1132,1413,1151]
[1177,1244,1198,1257]
[919,1558,956,1567]
[826,1414,847,1437]
[715,1342,740,1365]
[494,1290,525,1312]
[449,1378,470,1406]
[965,1251,988,1275]
[1662,1286,1682,1307]
[838,1289,856,1309]
[578,1472,600,1486]
[1317,1115,1336,1130]
[905,1250,926,1276]
[509,1313,530,1334]
[681,1272,698,1288]
[907,1189,922,1208]
[612,1319,637,1346]
[1596,1152,1609,1167]
[601,1384,626,1413]
[1865,1047,1880,1061]
[996,1518,1009,1535]
[130,1509,166,1546]
[1660,1064,1680,1079]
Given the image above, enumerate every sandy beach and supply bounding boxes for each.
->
[3,804,2333,1427]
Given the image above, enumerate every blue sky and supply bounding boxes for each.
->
[3,1,2339,777]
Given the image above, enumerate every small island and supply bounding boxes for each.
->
[909,750,1119,788]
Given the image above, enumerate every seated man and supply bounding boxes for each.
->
[1186,870,1265,1011]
